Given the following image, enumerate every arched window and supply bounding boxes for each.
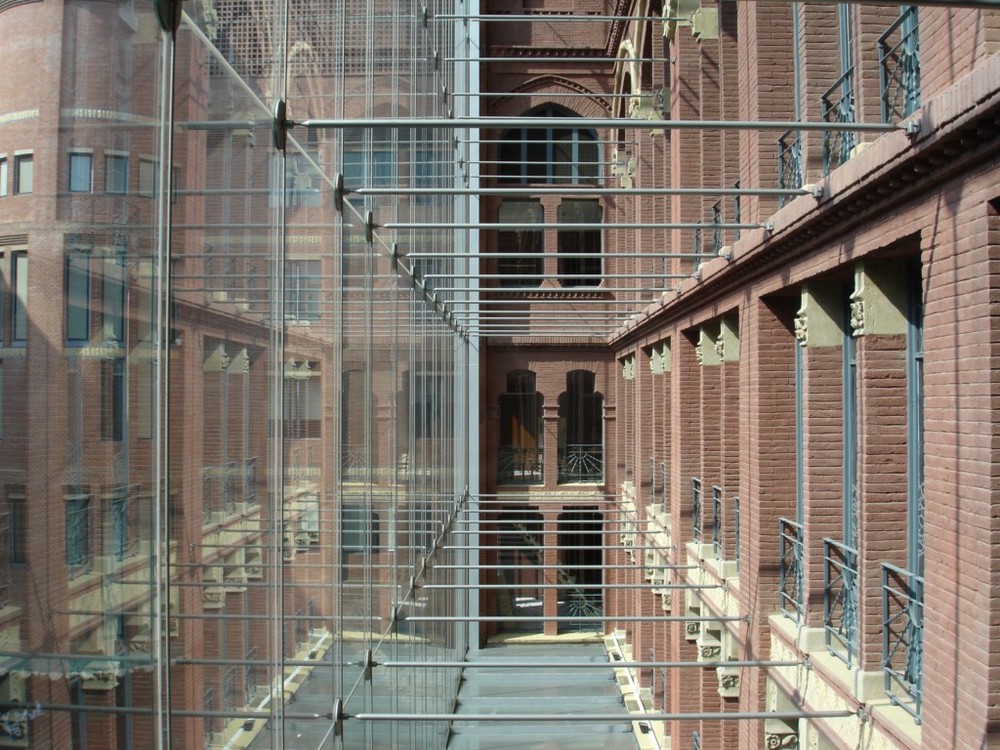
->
[498,371,543,483]
[557,371,604,483]
[498,105,599,185]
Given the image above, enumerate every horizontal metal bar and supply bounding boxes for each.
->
[407,251,725,258]
[418,583,718,590]
[444,545,676,550]
[445,56,675,63]
[385,222,759,230]
[429,286,685,292]
[377,660,801,669]
[297,116,901,132]
[397,615,744,622]
[356,186,806,197]
[349,709,856,722]
[435,14,686,21]
[435,565,693,571]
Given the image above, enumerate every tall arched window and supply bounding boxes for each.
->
[498,105,599,185]
[557,371,603,483]
[498,371,543,484]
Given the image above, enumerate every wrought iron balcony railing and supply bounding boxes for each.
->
[824,537,860,666]
[557,444,603,483]
[498,445,543,484]
[779,517,805,621]
[882,562,924,723]
[879,7,921,124]
[778,130,803,208]
[107,491,139,562]
[691,477,702,541]
[822,67,857,175]
[711,485,723,559]
[66,494,94,578]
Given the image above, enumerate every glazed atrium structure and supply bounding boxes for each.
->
[0,0,999,748]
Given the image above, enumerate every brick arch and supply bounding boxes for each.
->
[488,76,611,120]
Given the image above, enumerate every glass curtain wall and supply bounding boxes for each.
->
[0,1,471,748]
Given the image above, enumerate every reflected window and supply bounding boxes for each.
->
[138,157,157,198]
[285,259,321,322]
[0,157,7,197]
[498,370,543,484]
[286,154,321,208]
[11,251,27,343]
[68,151,93,193]
[102,250,126,342]
[343,126,396,195]
[8,492,25,565]
[65,249,90,344]
[497,200,543,287]
[284,364,320,439]
[105,153,128,194]
[341,503,381,555]
[101,358,125,441]
[13,153,32,195]
[498,106,599,185]
[557,200,602,287]
[414,373,452,439]
[558,371,604,483]
[65,490,92,573]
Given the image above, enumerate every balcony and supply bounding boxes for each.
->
[557,444,603,483]
[777,130,803,207]
[498,445,543,484]
[879,7,921,124]
[778,518,804,621]
[823,537,859,666]
[822,68,857,175]
[882,562,923,722]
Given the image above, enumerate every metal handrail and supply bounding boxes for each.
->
[778,517,805,621]
[822,67,857,175]
[879,7,921,124]
[882,562,923,723]
[823,537,859,667]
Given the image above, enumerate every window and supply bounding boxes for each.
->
[498,106,599,185]
[285,259,321,322]
[557,200,602,287]
[498,371,543,484]
[102,251,126,342]
[557,371,604,483]
[101,358,125,441]
[413,373,452,439]
[284,365,320,439]
[65,491,92,572]
[343,126,395,195]
[11,251,27,343]
[138,157,157,197]
[13,154,32,195]
[8,492,25,564]
[105,153,128,194]
[68,152,93,193]
[0,157,7,197]
[65,250,91,344]
[497,200,543,287]
[341,503,380,555]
